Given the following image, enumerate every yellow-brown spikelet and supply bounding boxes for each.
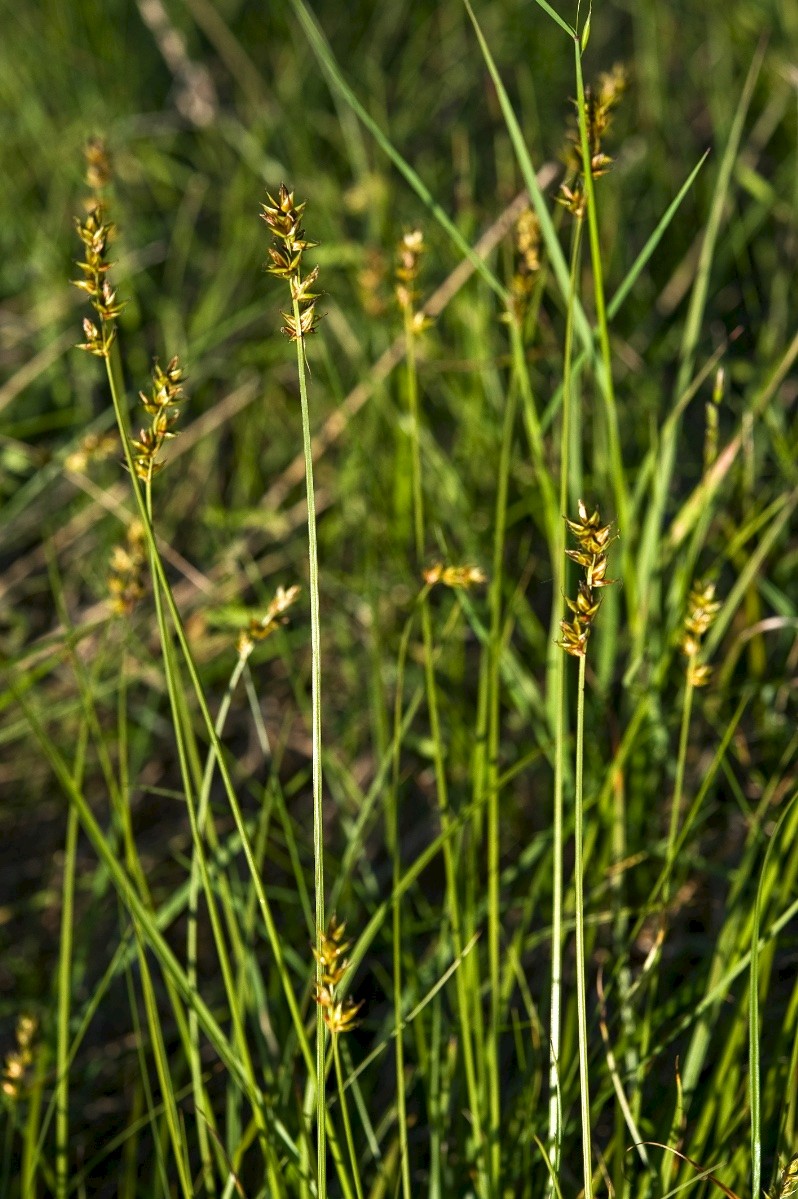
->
[65,430,119,474]
[108,519,147,616]
[395,229,433,331]
[559,63,627,216]
[2,1014,37,1100]
[129,356,186,481]
[680,580,720,687]
[507,208,542,319]
[73,204,124,358]
[84,136,113,194]
[237,584,301,659]
[558,500,616,657]
[556,182,587,220]
[776,1153,798,1199]
[261,183,322,341]
[423,563,487,590]
[312,916,363,1035]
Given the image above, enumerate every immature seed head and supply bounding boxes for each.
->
[680,579,720,687]
[312,915,363,1035]
[2,1014,37,1101]
[108,520,147,616]
[423,563,487,590]
[507,208,542,319]
[237,584,301,659]
[776,1153,798,1199]
[84,136,113,193]
[261,184,323,342]
[72,197,123,358]
[129,357,187,481]
[395,229,432,331]
[558,500,616,657]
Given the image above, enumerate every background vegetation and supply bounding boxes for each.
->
[1,0,797,1196]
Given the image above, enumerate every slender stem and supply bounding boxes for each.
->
[390,613,417,1199]
[573,41,633,623]
[547,216,583,1184]
[55,729,86,1199]
[574,650,593,1199]
[333,1036,365,1199]
[665,676,695,902]
[293,296,327,1196]
[100,342,358,1190]
[402,300,487,1190]
[486,320,520,1192]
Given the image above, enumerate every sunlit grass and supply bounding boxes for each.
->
[1,1,797,1197]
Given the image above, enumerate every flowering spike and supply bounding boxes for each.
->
[558,500,616,657]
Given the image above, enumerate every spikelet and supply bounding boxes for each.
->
[261,184,322,342]
[313,915,363,1035]
[679,580,720,687]
[237,584,302,660]
[558,500,617,657]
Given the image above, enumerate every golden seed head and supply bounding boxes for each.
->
[423,563,487,590]
[108,520,147,616]
[557,183,586,220]
[262,185,322,340]
[312,916,363,1035]
[2,1014,38,1101]
[85,137,113,191]
[129,357,187,480]
[395,228,426,311]
[679,579,720,683]
[238,584,302,658]
[65,430,119,473]
[559,501,616,656]
[776,1153,798,1199]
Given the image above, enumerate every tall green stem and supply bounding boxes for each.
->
[293,296,327,1197]
[403,302,487,1192]
[574,650,593,1199]
[547,217,583,1182]
[486,318,520,1192]
[574,41,633,625]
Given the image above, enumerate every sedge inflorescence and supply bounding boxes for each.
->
[558,500,617,657]
[236,584,301,660]
[313,916,363,1036]
[679,580,720,688]
[73,206,124,358]
[423,563,487,590]
[260,184,322,342]
[507,208,542,321]
[395,229,433,333]
[129,357,187,482]
[558,63,627,218]
[2,1014,37,1101]
[108,519,147,616]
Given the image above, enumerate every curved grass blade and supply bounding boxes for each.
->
[289,0,508,304]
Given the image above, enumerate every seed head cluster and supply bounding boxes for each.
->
[423,563,487,590]
[680,580,720,688]
[73,207,124,358]
[2,1014,37,1101]
[395,229,433,333]
[558,500,616,657]
[260,184,322,342]
[313,915,363,1036]
[129,357,187,482]
[558,63,627,218]
[237,584,301,660]
[108,519,147,617]
[775,1154,798,1199]
[508,208,542,320]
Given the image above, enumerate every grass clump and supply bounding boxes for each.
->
[1,1,797,1197]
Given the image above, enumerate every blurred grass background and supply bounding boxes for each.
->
[1,0,797,1195]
